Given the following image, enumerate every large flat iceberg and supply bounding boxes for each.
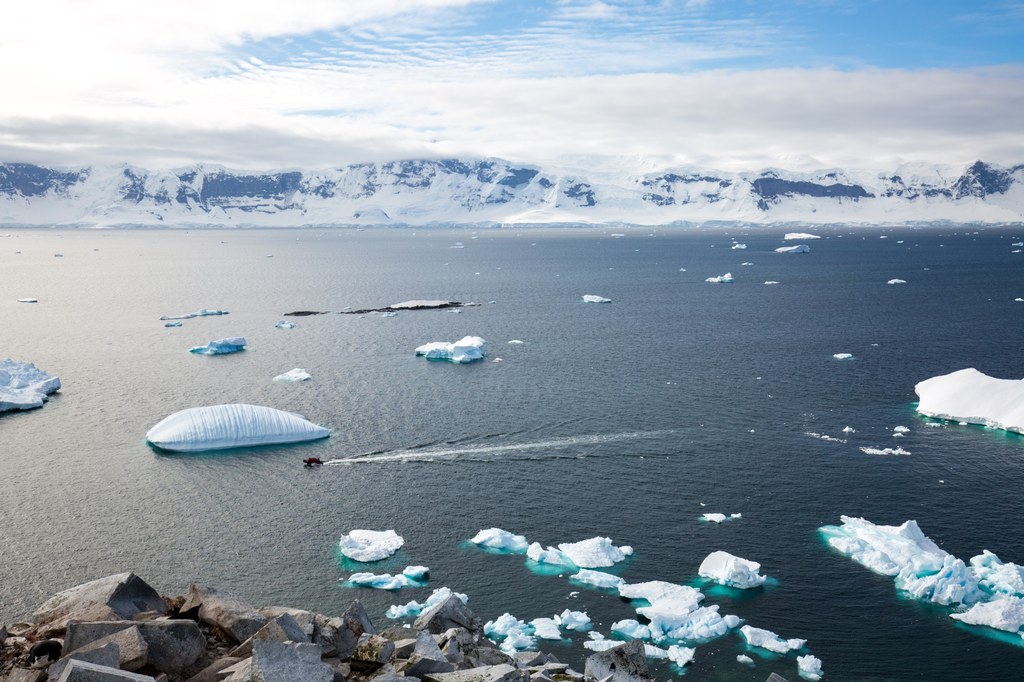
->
[415,336,486,363]
[339,529,404,562]
[698,551,768,589]
[189,337,247,355]
[1,359,61,412]
[785,233,821,240]
[146,404,329,452]
[915,368,1024,434]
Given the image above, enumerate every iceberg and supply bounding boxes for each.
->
[969,551,1024,596]
[617,581,736,642]
[860,446,911,456]
[705,273,734,283]
[145,404,329,452]
[530,618,564,640]
[189,337,246,355]
[915,368,1024,434]
[611,619,651,640]
[526,542,566,565]
[833,353,854,360]
[887,278,907,284]
[570,569,626,590]
[739,625,805,654]
[386,586,468,619]
[160,308,229,320]
[797,654,824,681]
[785,232,821,240]
[581,294,612,303]
[274,319,297,329]
[484,613,535,653]
[508,339,525,344]
[338,529,405,562]
[555,609,591,630]
[775,244,810,254]
[698,551,768,589]
[273,368,311,382]
[346,567,427,590]
[731,243,747,249]
[701,513,742,523]
[583,639,619,652]
[667,645,696,667]
[764,281,781,285]
[415,336,486,363]
[737,654,754,665]
[557,537,633,568]
[470,528,529,553]
[0,359,61,412]
[950,596,1024,632]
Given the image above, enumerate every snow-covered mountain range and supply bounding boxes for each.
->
[2,158,1022,227]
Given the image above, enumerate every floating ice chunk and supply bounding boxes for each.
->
[146,404,329,452]
[570,569,626,590]
[485,613,527,638]
[731,243,747,250]
[275,319,296,329]
[415,336,486,363]
[403,565,430,580]
[860,446,911,456]
[164,321,182,327]
[833,353,854,360]
[508,339,525,344]
[386,587,468,619]
[619,581,704,614]
[701,513,742,523]
[1013,242,1024,247]
[797,654,824,681]
[380,311,398,318]
[950,596,1024,632]
[347,570,425,590]
[842,426,855,433]
[611,619,651,640]
[557,537,633,568]
[741,262,753,266]
[887,279,907,284]
[699,551,768,589]
[739,625,805,654]
[582,294,612,303]
[160,308,229,320]
[189,337,246,355]
[485,614,536,653]
[471,528,529,553]
[706,272,734,283]
[969,551,1024,596]
[583,639,619,652]
[338,529,404,562]
[737,654,754,665]
[641,644,669,659]
[530,618,563,640]
[805,431,846,443]
[17,298,37,303]
[764,281,780,285]
[527,542,567,565]
[775,245,810,254]
[893,425,910,433]
[915,368,1024,434]
[896,554,985,606]
[668,645,696,666]
[647,605,736,642]
[273,368,311,382]
[785,233,821,240]
[555,609,591,630]
[0,359,61,412]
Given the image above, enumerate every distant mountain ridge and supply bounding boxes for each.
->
[1,158,1022,227]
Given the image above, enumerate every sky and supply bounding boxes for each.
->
[1,0,1022,172]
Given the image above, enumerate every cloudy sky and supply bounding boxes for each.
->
[2,0,1022,172]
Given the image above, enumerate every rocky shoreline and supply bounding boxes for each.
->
[0,573,792,682]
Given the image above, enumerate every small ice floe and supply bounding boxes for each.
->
[160,308,229,321]
[450,243,465,249]
[679,267,687,272]
[1016,298,1024,302]
[950,595,1024,632]
[470,528,529,554]
[381,312,398,318]
[164,321,182,328]
[189,337,246,355]
[893,425,910,436]
[805,432,846,444]
[667,645,696,667]
[741,262,753,266]
[618,581,739,642]
[706,273,734,283]
[887,279,907,284]
[555,609,591,630]
[530,618,564,640]
[915,368,1024,434]
[570,569,626,590]
[775,244,810,254]
[386,587,468,619]
[415,336,486,364]
[785,232,821,240]
[275,319,297,329]
[797,654,824,681]
[345,566,428,590]
[273,368,311,382]
[731,243,747,250]
[739,625,805,654]
[582,294,612,303]
[484,614,535,654]
[338,529,404,562]
[611,233,625,238]
[842,426,856,434]
[833,353,854,360]
[528,537,632,569]
[17,298,37,303]
[1013,242,1024,247]
[764,281,780,285]
[0,359,61,412]
[737,654,754,665]
[698,551,768,589]
[507,339,525,345]
[701,513,742,523]
[611,619,650,639]
[860,446,911,456]
[146,404,329,451]
[582,635,618,652]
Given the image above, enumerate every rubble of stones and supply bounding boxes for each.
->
[0,572,668,682]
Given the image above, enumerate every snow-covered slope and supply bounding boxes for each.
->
[1,158,1022,227]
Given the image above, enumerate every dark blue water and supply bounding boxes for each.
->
[2,227,1023,681]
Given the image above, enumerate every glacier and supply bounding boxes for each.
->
[338,529,405,562]
[698,551,768,589]
[0,359,61,412]
[145,404,329,452]
[914,367,1024,434]
[415,336,486,364]
[189,337,247,355]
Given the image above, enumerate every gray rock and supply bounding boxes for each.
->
[349,634,395,673]
[512,652,549,669]
[66,625,149,672]
[422,663,529,682]
[219,658,252,682]
[6,669,47,682]
[332,600,376,661]
[183,655,242,682]
[583,640,652,682]
[404,631,455,678]
[390,637,418,658]
[48,642,121,682]
[229,613,310,658]
[1,624,8,642]
[34,574,165,629]
[179,585,267,644]
[319,657,350,682]
[530,663,568,675]
[63,620,204,674]
[766,675,792,682]
[414,597,482,635]
[249,639,333,682]
[257,607,316,638]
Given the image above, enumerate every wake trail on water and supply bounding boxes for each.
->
[323,429,677,465]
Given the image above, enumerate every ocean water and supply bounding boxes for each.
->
[2,226,1023,681]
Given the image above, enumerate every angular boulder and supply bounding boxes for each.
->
[249,639,333,682]
[414,595,483,635]
[180,585,267,643]
[63,620,204,674]
[349,633,395,673]
[422,663,529,682]
[229,613,309,658]
[183,656,242,682]
[55,659,156,681]
[47,643,120,682]
[583,640,653,682]
[63,626,148,673]
[34,574,165,629]
[331,600,375,661]
[403,630,455,678]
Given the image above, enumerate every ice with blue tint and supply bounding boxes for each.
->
[0,359,61,413]
[611,620,651,640]
[970,551,1024,596]
[617,580,739,642]
[667,645,696,667]
[471,528,529,553]
[484,613,536,653]
[581,294,611,303]
[529,618,564,640]
[338,529,404,562]
[275,319,296,329]
[558,537,633,568]
[386,587,468,619]
[701,513,741,523]
[698,551,768,589]
[950,596,1024,632]
[797,654,824,681]
[346,566,428,590]
[895,554,985,606]
[415,336,486,363]
[833,353,854,360]
[189,337,246,355]
[160,308,228,320]
[145,404,329,452]
[570,569,625,590]
[527,543,566,565]
[555,609,591,630]
[739,625,806,654]
[705,273,734,283]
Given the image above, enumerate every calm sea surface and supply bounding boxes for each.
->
[2,226,1023,681]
